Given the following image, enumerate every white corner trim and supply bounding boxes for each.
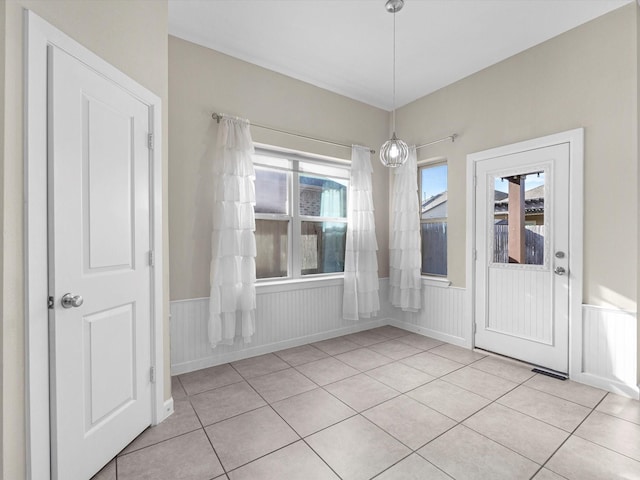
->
[24,10,164,479]
[465,128,584,375]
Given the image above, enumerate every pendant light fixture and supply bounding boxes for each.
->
[380,0,409,168]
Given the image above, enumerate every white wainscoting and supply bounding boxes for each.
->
[389,280,467,347]
[171,278,639,398]
[574,305,638,398]
[170,278,389,374]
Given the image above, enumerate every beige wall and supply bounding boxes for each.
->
[637,3,640,389]
[397,3,638,311]
[1,1,169,478]
[0,1,5,474]
[169,36,390,301]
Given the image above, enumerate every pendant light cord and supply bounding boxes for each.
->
[392,9,397,134]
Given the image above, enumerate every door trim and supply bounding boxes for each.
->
[465,129,584,375]
[24,10,166,479]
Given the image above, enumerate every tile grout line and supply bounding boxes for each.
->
[369,450,455,480]
[410,367,555,477]
[532,392,611,479]
[270,330,423,479]
[220,362,330,477]
[183,401,226,479]
[167,329,622,480]
[519,377,606,409]
[116,427,205,459]
[314,342,503,477]
[563,395,640,466]
[234,364,348,479]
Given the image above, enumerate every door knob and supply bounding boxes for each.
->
[61,293,83,309]
[554,266,566,276]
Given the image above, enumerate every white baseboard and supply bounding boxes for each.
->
[572,372,639,400]
[387,318,466,347]
[158,398,174,424]
[171,318,386,375]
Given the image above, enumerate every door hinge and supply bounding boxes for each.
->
[48,296,54,309]
[147,133,154,150]
[148,250,155,267]
[150,366,156,384]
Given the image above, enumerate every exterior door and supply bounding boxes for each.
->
[474,143,570,373]
[48,45,153,480]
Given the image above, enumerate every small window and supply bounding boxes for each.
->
[419,162,447,276]
[253,150,349,280]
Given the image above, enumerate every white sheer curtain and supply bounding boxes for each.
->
[389,147,422,312]
[343,145,380,320]
[209,117,256,347]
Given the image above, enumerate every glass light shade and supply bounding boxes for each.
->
[380,132,409,167]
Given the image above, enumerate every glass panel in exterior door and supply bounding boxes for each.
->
[493,171,545,265]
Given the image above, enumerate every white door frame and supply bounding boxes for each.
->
[465,129,584,377]
[24,10,167,480]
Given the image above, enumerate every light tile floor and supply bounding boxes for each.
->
[93,326,640,480]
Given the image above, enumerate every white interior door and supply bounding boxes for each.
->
[474,143,570,373]
[48,45,153,480]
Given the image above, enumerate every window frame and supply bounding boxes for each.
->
[254,147,350,282]
[418,158,449,278]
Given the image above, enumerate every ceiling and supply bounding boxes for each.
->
[169,0,632,111]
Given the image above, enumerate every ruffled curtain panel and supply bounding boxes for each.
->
[343,146,380,320]
[209,117,257,347]
[389,147,422,312]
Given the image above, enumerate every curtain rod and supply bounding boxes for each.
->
[212,112,376,155]
[416,134,458,150]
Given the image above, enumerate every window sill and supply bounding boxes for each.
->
[256,275,344,294]
[421,276,451,287]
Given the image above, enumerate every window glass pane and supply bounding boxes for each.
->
[301,221,347,275]
[421,164,448,219]
[420,163,448,276]
[299,175,347,218]
[493,171,545,265]
[255,168,288,214]
[421,222,447,276]
[255,219,288,278]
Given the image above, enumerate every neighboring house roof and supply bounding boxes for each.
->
[421,192,448,219]
[299,176,344,190]
[494,186,544,214]
[421,186,545,219]
[525,185,544,200]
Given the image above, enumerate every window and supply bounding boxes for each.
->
[254,150,349,280]
[419,162,447,276]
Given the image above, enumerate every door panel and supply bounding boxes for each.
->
[84,303,136,427]
[84,96,135,270]
[487,267,552,344]
[475,144,569,373]
[49,45,152,480]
